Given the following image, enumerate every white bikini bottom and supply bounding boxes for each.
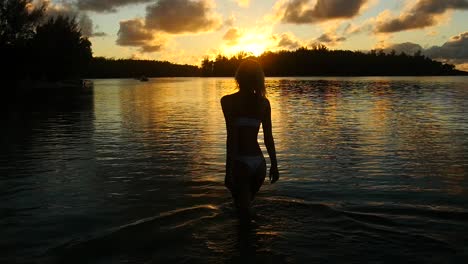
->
[235,155,265,174]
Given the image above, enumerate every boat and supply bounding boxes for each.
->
[139,76,149,82]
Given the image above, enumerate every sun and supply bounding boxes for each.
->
[240,43,266,56]
[222,32,273,57]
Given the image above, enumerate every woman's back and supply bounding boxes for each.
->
[222,92,267,155]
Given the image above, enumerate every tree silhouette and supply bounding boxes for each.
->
[0,0,45,46]
[201,46,464,77]
[31,15,92,81]
[1,0,45,81]
[87,57,200,78]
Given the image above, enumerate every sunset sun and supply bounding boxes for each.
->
[222,32,273,57]
[230,42,266,56]
[241,43,266,56]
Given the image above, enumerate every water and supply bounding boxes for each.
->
[1,77,467,263]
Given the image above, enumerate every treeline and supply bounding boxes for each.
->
[201,45,464,77]
[1,0,92,83]
[87,57,200,78]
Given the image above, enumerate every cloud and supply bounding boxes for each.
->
[456,63,468,71]
[78,14,106,37]
[116,19,165,53]
[234,0,250,7]
[315,33,346,46]
[425,31,468,63]
[273,32,303,50]
[278,0,369,24]
[115,0,223,53]
[376,0,468,33]
[145,0,222,34]
[343,22,371,36]
[43,1,106,37]
[75,0,152,13]
[223,28,242,45]
[383,32,468,69]
[224,15,236,27]
[383,42,424,55]
[140,44,163,53]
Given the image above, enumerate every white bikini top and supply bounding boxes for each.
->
[236,117,261,127]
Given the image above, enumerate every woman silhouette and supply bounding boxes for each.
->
[221,59,279,222]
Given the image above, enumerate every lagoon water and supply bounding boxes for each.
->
[1,77,468,263]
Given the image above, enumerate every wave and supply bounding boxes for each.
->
[41,197,467,263]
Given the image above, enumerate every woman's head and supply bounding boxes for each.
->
[235,59,266,97]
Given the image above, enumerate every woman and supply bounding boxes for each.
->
[221,59,279,222]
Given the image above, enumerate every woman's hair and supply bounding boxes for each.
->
[235,59,266,97]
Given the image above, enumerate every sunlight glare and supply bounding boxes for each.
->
[222,31,273,57]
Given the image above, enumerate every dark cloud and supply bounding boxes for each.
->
[223,28,241,45]
[376,0,468,33]
[316,33,346,45]
[425,31,468,63]
[275,33,302,50]
[140,44,163,53]
[116,19,164,53]
[117,19,153,46]
[145,0,222,34]
[76,0,152,13]
[280,0,368,24]
[384,32,468,67]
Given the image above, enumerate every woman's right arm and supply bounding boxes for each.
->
[262,99,279,183]
[221,96,234,182]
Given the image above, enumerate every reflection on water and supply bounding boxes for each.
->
[1,77,467,263]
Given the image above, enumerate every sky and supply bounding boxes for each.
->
[43,0,468,70]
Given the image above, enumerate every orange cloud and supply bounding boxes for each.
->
[145,0,222,34]
[223,28,242,45]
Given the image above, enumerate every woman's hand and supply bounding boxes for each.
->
[269,165,279,183]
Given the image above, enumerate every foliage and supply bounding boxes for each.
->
[201,46,462,77]
[1,1,92,82]
[87,57,200,78]
[31,15,92,80]
[0,0,45,47]
[1,0,45,81]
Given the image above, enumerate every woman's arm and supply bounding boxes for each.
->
[221,96,236,185]
[262,99,279,183]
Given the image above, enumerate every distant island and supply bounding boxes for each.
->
[201,45,467,77]
[87,46,467,78]
[87,57,200,78]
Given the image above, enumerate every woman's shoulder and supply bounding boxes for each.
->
[220,93,239,104]
[259,96,270,108]
[220,94,236,109]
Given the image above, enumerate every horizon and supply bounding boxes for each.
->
[42,0,468,70]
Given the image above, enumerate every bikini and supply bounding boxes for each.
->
[233,117,265,174]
